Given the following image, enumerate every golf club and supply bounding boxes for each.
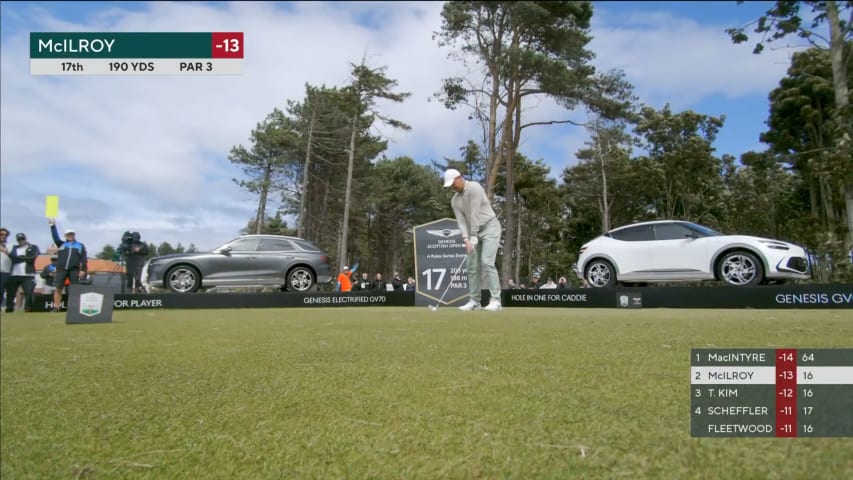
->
[429,254,468,311]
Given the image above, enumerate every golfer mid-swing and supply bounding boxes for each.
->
[443,168,502,311]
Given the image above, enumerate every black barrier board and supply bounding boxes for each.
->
[502,284,853,309]
[31,291,415,311]
[27,284,851,311]
[412,218,470,307]
[65,285,114,324]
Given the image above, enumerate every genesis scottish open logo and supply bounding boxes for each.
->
[79,292,104,316]
[426,228,461,238]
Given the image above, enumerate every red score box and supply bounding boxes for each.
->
[775,349,798,437]
[211,32,244,58]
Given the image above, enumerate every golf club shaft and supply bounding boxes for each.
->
[434,254,467,308]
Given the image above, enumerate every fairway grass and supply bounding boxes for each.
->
[2,308,852,479]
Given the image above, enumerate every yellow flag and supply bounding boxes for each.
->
[45,195,59,218]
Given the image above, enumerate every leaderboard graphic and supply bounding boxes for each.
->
[30,32,243,75]
[691,348,853,437]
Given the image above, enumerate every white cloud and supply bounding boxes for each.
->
[589,9,792,108]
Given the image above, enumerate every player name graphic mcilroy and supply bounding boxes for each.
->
[37,38,115,54]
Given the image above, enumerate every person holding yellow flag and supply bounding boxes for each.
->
[48,219,88,312]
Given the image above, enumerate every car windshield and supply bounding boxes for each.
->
[683,222,723,237]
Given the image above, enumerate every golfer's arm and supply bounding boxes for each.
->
[466,184,486,237]
[452,199,470,240]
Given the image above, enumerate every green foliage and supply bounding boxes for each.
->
[242,211,298,237]
[727,1,852,54]
[633,105,727,227]
[365,156,451,276]
[156,242,175,256]
[95,244,116,261]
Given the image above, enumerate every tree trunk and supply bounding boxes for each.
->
[596,128,610,232]
[809,174,819,218]
[338,117,358,269]
[825,1,852,248]
[820,177,836,223]
[255,162,272,234]
[514,202,522,285]
[847,188,853,249]
[297,111,316,239]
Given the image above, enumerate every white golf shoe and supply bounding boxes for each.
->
[458,299,481,311]
[484,300,502,312]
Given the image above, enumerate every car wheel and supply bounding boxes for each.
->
[286,266,315,292]
[165,265,200,293]
[717,251,764,287]
[585,259,616,288]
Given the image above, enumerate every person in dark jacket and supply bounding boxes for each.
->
[41,256,58,293]
[6,233,40,312]
[353,272,370,291]
[123,232,149,293]
[0,228,10,310]
[391,272,404,291]
[49,219,88,312]
[370,273,386,292]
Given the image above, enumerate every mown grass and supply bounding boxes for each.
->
[1,307,852,479]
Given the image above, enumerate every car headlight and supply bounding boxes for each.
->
[759,240,790,251]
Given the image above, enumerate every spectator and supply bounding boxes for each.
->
[540,277,557,289]
[443,168,502,312]
[40,255,59,294]
[528,275,540,290]
[353,272,370,291]
[0,228,10,310]
[124,232,149,293]
[558,276,569,289]
[336,265,353,292]
[391,272,403,291]
[49,219,88,312]
[507,279,516,289]
[371,273,386,292]
[6,233,40,312]
[403,276,416,291]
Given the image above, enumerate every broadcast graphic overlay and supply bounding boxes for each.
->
[691,349,853,437]
[30,32,243,75]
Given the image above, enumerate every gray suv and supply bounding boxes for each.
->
[145,235,332,293]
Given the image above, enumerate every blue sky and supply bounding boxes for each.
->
[1,1,796,254]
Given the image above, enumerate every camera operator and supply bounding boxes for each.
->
[121,232,148,293]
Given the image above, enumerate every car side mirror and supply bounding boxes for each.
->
[220,247,232,256]
[685,232,697,240]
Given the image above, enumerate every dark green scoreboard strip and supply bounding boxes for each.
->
[31,32,214,59]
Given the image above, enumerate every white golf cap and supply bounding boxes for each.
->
[443,168,461,188]
[64,229,75,235]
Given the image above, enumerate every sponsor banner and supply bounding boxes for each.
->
[65,285,114,324]
[502,289,611,307]
[412,218,470,307]
[29,284,851,311]
[31,291,415,311]
[502,284,853,309]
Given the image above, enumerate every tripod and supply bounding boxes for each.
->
[124,253,147,293]
[109,253,128,293]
